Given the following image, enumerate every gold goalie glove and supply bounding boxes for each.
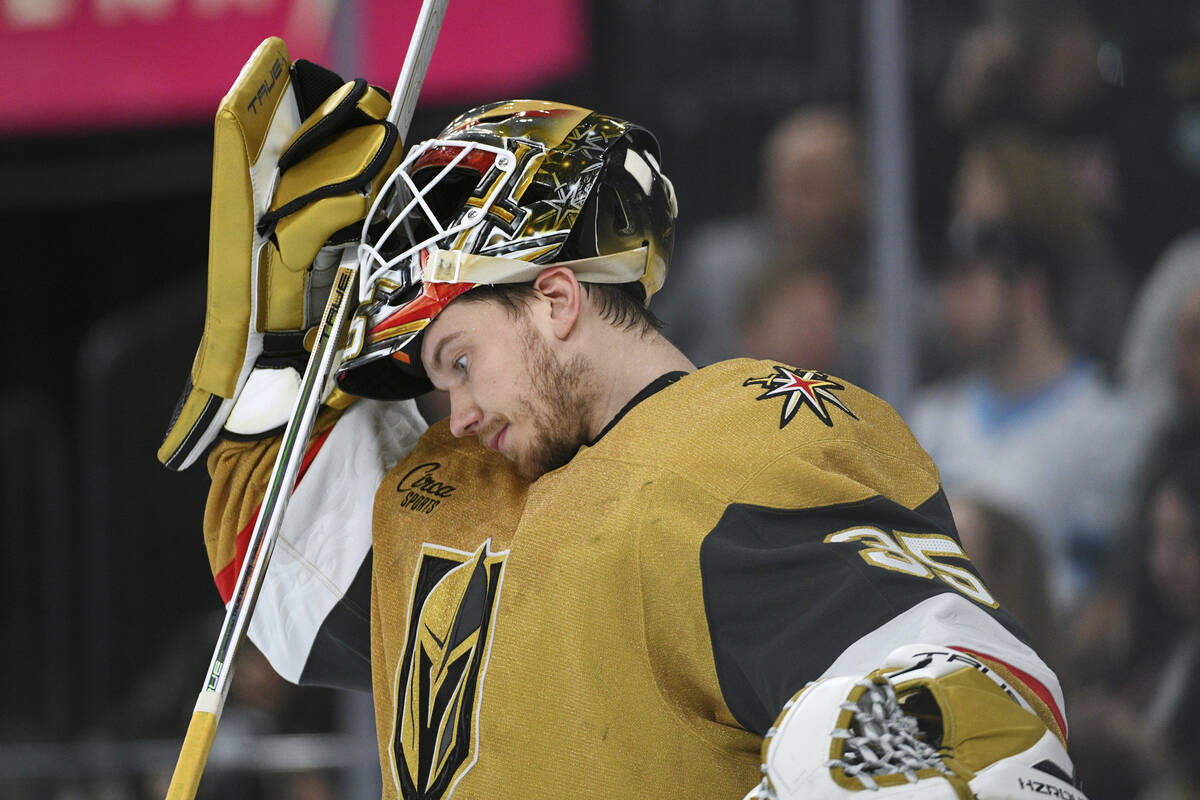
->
[745,645,1088,800]
[158,36,403,470]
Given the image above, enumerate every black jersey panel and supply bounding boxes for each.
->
[699,490,1029,734]
[298,548,374,692]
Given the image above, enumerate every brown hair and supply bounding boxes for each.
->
[457,281,663,336]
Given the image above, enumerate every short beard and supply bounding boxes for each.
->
[514,320,597,481]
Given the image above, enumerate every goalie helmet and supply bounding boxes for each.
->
[336,99,679,400]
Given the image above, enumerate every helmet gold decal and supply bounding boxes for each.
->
[338,100,677,400]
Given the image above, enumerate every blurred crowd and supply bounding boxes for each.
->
[655,2,1200,798]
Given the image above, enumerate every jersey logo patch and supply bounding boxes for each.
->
[396,461,458,515]
[743,365,857,428]
[391,540,507,799]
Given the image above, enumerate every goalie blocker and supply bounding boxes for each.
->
[158,36,404,471]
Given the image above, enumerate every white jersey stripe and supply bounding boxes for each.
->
[816,593,1065,720]
[237,399,427,682]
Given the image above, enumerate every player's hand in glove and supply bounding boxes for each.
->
[744,644,1087,800]
[159,36,403,470]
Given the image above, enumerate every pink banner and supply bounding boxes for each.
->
[363,0,588,108]
[0,0,586,134]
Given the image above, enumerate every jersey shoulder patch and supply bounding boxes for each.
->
[741,364,858,429]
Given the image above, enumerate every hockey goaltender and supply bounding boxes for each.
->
[159,40,1088,800]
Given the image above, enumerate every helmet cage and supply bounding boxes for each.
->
[341,132,559,384]
[356,137,519,305]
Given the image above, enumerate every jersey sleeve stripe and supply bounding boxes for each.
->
[816,593,1065,718]
[951,645,1067,745]
[213,425,335,603]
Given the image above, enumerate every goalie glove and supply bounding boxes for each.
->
[744,644,1087,800]
[158,36,403,471]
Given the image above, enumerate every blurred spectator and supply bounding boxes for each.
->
[763,107,865,270]
[910,127,1139,614]
[947,492,1061,675]
[1177,284,1200,434]
[941,2,1114,143]
[655,105,865,367]
[936,0,1197,281]
[736,257,872,381]
[936,126,1127,370]
[1119,230,1200,469]
[1068,448,1200,798]
[939,2,1122,228]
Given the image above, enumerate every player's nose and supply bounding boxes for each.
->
[447,388,482,438]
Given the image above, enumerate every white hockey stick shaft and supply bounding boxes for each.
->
[164,4,447,798]
[390,0,449,132]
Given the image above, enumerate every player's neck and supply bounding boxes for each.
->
[584,327,695,440]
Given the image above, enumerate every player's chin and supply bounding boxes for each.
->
[503,444,544,481]
[514,436,581,482]
[513,458,547,483]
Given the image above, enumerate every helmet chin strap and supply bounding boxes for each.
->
[421,245,651,288]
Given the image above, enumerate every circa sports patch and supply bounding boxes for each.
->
[743,365,857,428]
[395,461,459,515]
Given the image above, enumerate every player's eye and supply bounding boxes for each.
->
[453,354,468,374]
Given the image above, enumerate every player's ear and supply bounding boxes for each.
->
[533,267,583,340]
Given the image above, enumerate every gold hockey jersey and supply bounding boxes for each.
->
[205,358,1065,799]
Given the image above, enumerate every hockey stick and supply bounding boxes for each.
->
[163,4,448,798]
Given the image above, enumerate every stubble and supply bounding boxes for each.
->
[515,319,598,481]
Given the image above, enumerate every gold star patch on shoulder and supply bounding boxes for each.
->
[743,366,858,428]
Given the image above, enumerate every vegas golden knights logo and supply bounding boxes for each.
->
[391,541,507,798]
